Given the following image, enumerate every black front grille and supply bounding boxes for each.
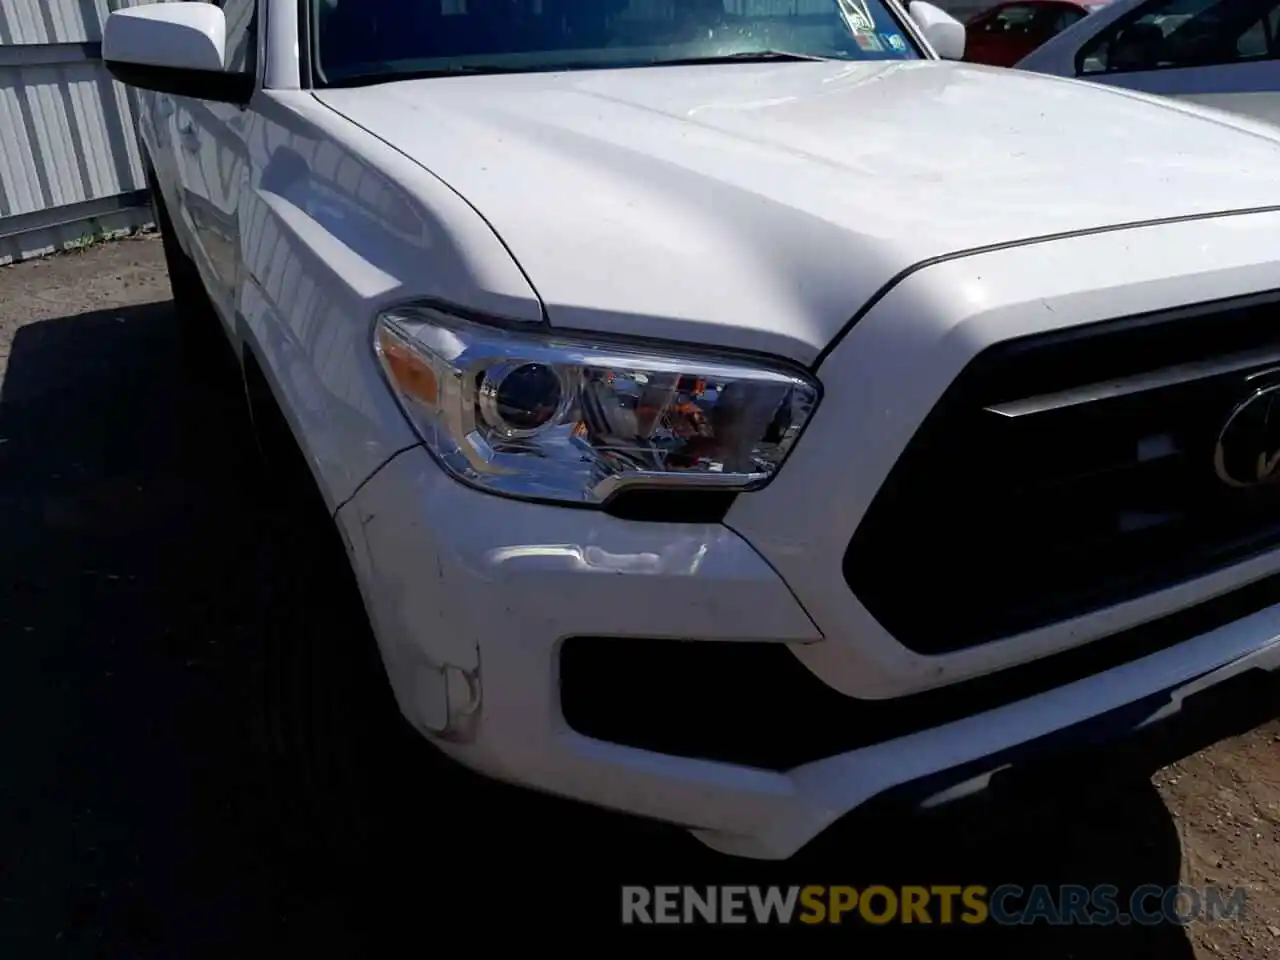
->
[845,291,1280,654]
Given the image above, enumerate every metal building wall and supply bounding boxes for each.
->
[0,0,154,265]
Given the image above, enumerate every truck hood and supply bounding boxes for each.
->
[316,60,1280,364]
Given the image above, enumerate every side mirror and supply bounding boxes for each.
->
[103,4,252,105]
[908,1,967,60]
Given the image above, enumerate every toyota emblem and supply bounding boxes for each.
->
[1214,379,1280,488]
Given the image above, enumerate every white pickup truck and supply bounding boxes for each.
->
[103,0,1280,861]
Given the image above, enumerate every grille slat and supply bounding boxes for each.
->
[845,293,1280,653]
[984,342,1280,419]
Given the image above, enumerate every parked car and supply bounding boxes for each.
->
[1016,0,1280,123]
[964,0,1096,66]
[102,0,1280,861]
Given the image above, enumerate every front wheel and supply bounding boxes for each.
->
[240,353,450,869]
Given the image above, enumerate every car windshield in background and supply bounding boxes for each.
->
[313,0,924,85]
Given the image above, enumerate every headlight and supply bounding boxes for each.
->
[373,304,821,506]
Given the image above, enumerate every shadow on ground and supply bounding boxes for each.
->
[2,299,1264,956]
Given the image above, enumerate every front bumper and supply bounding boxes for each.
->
[336,445,1280,860]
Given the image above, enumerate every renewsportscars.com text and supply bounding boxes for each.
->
[621,884,1247,926]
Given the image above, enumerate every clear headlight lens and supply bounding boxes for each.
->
[373,305,821,506]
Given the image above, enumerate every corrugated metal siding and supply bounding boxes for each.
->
[0,0,154,264]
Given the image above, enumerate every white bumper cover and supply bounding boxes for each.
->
[336,446,1280,860]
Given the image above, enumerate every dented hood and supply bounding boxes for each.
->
[316,60,1280,364]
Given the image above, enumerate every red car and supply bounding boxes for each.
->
[964,0,1097,66]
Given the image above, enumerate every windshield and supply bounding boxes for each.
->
[312,0,924,86]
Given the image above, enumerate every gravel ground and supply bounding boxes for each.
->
[0,236,1278,957]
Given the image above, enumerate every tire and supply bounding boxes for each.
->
[240,353,443,870]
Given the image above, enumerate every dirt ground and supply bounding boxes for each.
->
[0,236,1278,957]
